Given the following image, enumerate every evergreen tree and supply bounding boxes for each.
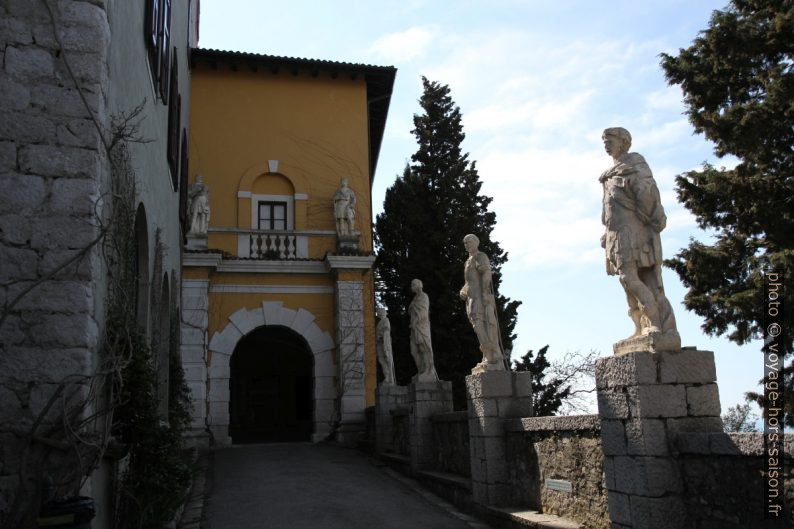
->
[375,77,520,406]
[513,346,571,417]
[660,0,793,424]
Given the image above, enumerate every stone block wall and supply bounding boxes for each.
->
[430,411,470,477]
[0,1,110,525]
[408,380,453,473]
[596,349,722,529]
[376,384,407,454]
[675,432,793,528]
[391,408,410,456]
[505,415,609,529]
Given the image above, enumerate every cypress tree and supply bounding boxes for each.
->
[375,77,520,406]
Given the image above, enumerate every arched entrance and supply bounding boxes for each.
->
[207,303,337,445]
[229,326,313,443]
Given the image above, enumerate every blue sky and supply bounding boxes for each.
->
[199,0,761,417]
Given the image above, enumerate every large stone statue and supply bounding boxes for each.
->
[599,127,680,353]
[460,234,505,373]
[408,279,438,382]
[376,306,396,385]
[333,178,357,236]
[187,174,210,236]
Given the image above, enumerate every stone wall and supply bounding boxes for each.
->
[0,1,191,526]
[430,411,470,477]
[391,408,410,456]
[505,415,609,529]
[0,1,110,525]
[675,432,793,528]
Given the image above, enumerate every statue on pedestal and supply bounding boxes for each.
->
[599,127,680,354]
[187,174,210,236]
[334,178,359,250]
[333,178,357,236]
[376,306,396,385]
[460,234,505,373]
[408,279,438,382]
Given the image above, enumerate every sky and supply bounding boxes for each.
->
[198,0,762,419]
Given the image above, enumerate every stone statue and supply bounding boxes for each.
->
[408,279,438,382]
[333,178,356,236]
[460,234,505,373]
[187,174,210,236]
[375,307,396,385]
[599,127,680,353]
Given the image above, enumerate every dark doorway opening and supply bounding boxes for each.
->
[229,326,313,443]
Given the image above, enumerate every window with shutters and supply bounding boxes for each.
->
[144,0,172,102]
[178,129,188,236]
[167,51,180,185]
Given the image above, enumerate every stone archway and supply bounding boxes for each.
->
[207,302,336,444]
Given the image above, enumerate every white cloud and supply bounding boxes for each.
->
[367,26,438,63]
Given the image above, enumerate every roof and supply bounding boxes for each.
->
[190,48,397,183]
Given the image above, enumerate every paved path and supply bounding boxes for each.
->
[204,443,488,529]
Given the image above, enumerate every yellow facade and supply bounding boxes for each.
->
[183,49,394,444]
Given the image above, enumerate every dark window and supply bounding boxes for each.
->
[144,0,160,82]
[167,51,180,183]
[178,129,188,237]
[258,202,287,230]
[158,0,172,101]
[144,0,172,102]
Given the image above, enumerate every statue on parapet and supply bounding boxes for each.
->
[460,234,505,373]
[599,127,680,354]
[188,174,210,236]
[408,279,439,382]
[376,306,396,385]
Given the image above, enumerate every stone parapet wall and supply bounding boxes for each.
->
[390,407,409,456]
[675,432,794,528]
[505,415,609,529]
[430,411,470,477]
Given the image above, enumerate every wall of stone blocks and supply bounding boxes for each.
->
[675,432,793,528]
[391,408,410,456]
[0,1,111,524]
[505,415,609,529]
[430,411,470,477]
[0,0,191,526]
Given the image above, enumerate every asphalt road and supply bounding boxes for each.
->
[204,443,487,529]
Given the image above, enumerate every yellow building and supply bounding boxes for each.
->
[180,49,395,444]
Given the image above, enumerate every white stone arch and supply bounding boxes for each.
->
[206,301,336,444]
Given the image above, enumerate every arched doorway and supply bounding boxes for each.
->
[229,326,314,443]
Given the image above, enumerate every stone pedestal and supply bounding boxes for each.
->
[466,370,533,507]
[596,348,722,529]
[613,330,681,355]
[376,385,408,454]
[337,233,360,251]
[185,233,208,250]
[408,380,453,474]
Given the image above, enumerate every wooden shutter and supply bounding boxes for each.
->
[167,51,180,182]
[158,0,172,101]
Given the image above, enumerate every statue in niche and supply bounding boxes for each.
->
[460,234,505,373]
[375,306,396,385]
[333,177,357,236]
[599,127,680,352]
[408,279,438,382]
[187,174,210,236]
